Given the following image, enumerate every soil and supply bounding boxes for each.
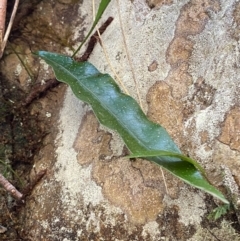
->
[0,1,67,239]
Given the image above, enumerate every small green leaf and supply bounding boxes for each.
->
[35,51,229,205]
[208,204,230,220]
[72,0,112,57]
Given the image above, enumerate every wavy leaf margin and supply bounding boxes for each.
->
[36,51,229,204]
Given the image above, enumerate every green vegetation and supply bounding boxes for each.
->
[37,0,229,208]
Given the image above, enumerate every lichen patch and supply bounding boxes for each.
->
[218,106,240,151]
[163,189,206,226]
[92,157,165,225]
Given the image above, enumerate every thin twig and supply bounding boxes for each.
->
[160,167,169,194]
[24,16,114,107]
[0,0,20,58]
[92,0,129,94]
[206,227,222,241]
[76,17,114,62]
[116,0,142,107]
[22,78,59,106]
[0,173,23,200]
[21,169,47,199]
[0,0,7,44]
[9,43,34,81]
[116,0,169,194]
[96,29,130,94]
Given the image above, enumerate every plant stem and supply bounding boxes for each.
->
[0,0,20,58]
[0,0,7,44]
[0,173,23,200]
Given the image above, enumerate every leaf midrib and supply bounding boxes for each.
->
[50,58,153,152]
[47,57,200,172]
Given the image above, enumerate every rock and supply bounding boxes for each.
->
[1,0,240,240]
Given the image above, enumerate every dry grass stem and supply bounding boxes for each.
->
[116,0,169,194]
[92,0,129,94]
[116,0,143,108]
[0,0,7,44]
[0,0,20,58]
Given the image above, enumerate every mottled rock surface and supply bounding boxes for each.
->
[0,0,240,240]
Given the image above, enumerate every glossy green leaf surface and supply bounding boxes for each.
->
[36,51,229,204]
